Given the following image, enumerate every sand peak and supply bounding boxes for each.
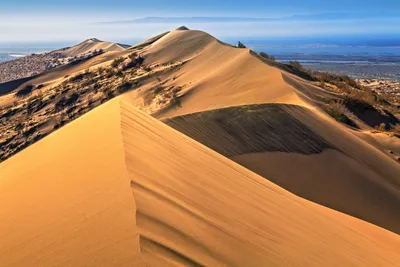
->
[175,26,190,30]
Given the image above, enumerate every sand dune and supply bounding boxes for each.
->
[60,38,129,57]
[1,97,400,266]
[1,28,400,266]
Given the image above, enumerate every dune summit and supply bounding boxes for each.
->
[176,26,190,30]
[0,97,400,267]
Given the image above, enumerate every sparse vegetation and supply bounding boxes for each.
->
[288,61,304,71]
[237,41,246,48]
[323,101,358,128]
[69,72,88,82]
[284,60,399,130]
[154,87,163,95]
[121,55,144,70]
[394,124,400,136]
[313,71,361,89]
[128,52,138,59]
[117,80,133,93]
[15,84,35,98]
[377,123,387,132]
[111,57,124,68]
[142,65,152,72]
[259,52,275,61]
[1,50,161,162]
[171,91,181,107]
[0,47,107,84]
[55,93,80,111]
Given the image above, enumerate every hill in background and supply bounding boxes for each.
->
[0,38,130,84]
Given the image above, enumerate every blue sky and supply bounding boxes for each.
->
[1,0,400,43]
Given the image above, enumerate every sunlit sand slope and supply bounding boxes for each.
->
[121,29,304,117]
[0,99,144,267]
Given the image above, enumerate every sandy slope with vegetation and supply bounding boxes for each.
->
[1,98,400,267]
[0,27,400,266]
[59,38,128,57]
[0,38,128,84]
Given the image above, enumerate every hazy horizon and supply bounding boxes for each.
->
[1,33,400,49]
[1,0,400,42]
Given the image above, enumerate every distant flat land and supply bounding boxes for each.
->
[275,55,400,80]
[304,62,400,80]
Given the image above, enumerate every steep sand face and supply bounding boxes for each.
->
[164,104,400,234]
[355,131,400,155]
[1,98,400,266]
[0,99,144,267]
[232,150,400,234]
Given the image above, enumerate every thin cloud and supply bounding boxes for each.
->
[92,13,397,25]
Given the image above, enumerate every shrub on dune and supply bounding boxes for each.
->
[259,52,276,61]
[117,80,133,93]
[288,61,304,71]
[15,84,35,98]
[111,57,124,68]
[237,41,247,48]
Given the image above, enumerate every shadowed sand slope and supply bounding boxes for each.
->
[165,104,332,156]
[1,98,400,266]
[164,104,400,235]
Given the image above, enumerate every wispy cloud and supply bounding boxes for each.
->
[94,17,276,24]
[93,13,398,25]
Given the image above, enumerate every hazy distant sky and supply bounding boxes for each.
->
[1,0,400,43]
